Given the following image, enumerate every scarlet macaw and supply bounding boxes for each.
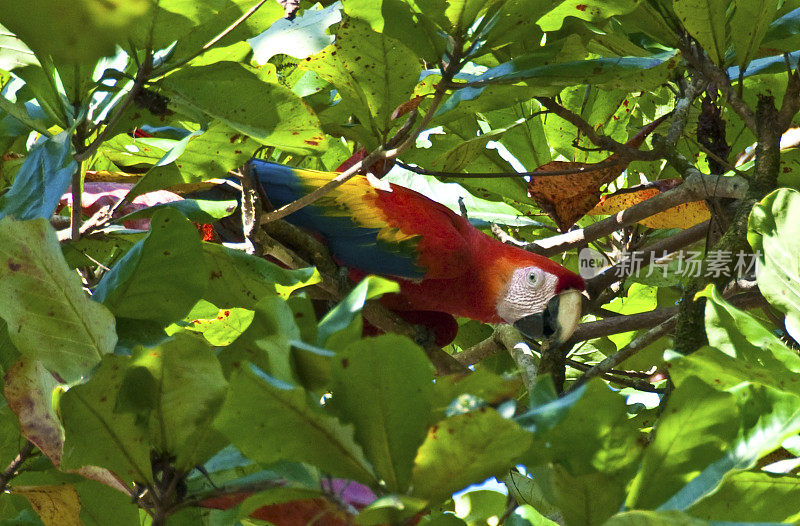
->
[250,160,585,344]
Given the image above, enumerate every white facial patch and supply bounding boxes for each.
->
[495,266,559,324]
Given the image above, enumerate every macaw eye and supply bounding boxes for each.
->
[527,271,539,285]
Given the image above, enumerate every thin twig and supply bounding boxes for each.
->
[395,157,631,178]
[0,441,35,493]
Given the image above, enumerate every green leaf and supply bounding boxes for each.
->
[481,0,560,51]
[342,0,444,62]
[530,464,630,526]
[300,19,422,135]
[59,355,153,485]
[317,275,399,348]
[748,188,800,344]
[730,0,779,70]
[162,62,327,155]
[469,51,680,94]
[537,0,642,32]
[330,335,434,492]
[93,207,205,325]
[523,380,642,476]
[627,376,739,509]
[118,333,228,469]
[214,364,377,485]
[0,218,116,382]
[219,295,300,383]
[411,408,532,502]
[761,7,800,53]
[659,384,800,511]
[121,122,254,198]
[672,0,729,66]
[603,510,707,525]
[201,242,319,309]
[688,471,800,522]
[0,0,151,64]
[179,300,254,346]
[0,133,75,221]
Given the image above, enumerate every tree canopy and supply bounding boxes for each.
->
[1,0,800,524]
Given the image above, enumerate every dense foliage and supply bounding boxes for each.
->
[2,0,800,524]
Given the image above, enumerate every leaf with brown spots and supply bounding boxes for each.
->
[4,358,64,465]
[0,218,117,382]
[588,179,711,229]
[11,484,82,526]
[527,113,670,231]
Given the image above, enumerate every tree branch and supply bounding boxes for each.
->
[0,441,35,494]
[529,172,747,256]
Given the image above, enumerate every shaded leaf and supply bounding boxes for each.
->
[604,510,706,525]
[688,471,800,522]
[330,335,434,492]
[730,0,779,71]
[537,0,641,32]
[0,218,116,382]
[214,364,377,485]
[118,333,228,469]
[59,355,153,485]
[411,408,532,502]
[93,207,205,325]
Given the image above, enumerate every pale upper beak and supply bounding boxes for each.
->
[512,289,582,345]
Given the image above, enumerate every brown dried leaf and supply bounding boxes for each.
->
[12,485,81,526]
[526,112,671,231]
[588,179,711,229]
[4,358,64,466]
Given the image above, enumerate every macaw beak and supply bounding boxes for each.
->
[513,289,582,345]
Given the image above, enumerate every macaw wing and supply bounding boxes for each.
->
[250,160,470,280]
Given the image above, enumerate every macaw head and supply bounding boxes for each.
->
[493,255,585,345]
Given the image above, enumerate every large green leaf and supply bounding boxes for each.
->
[117,333,228,469]
[214,364,378,485]
[730,0,779,70]
[0,218,116,382]
[467,52,679,94]
[524,380,643,477]
[688,471,800,522]
[411,408,532,502]
[0,132,75,221]
[748,188,800,344]
[658,384,800,511]
[93,207,205,325]
[201,242,319,309]
[604,511,706,525]
[672,0,729,66]
[162,62,327,155]
[59,356,153,485]
[342,0,444,62]
[627,376,739,509]
[330,335,435,492]
[761,7,800,53]
[0,0,151,64]
[0,24,36,71]
[300,19,422,136]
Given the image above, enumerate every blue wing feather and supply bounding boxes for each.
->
[250,160,424,279]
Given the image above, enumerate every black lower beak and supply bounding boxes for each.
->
[513,294,561,340]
